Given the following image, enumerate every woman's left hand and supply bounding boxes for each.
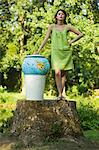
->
[69,41,72,46]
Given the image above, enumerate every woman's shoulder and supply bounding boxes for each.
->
[48,24,55,30]
[66,24,74,30]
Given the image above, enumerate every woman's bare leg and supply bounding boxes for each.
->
[61,71,66,96]
[55,69,62,97]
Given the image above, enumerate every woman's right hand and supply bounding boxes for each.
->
[68,41,72,46]
[33,50,39,55]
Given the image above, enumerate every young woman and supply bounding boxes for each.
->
[36,9,83,100]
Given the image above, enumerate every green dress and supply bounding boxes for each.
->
[51,25,74,71]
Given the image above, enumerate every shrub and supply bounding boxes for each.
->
[77,102,99,130]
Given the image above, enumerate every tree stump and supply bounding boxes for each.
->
[11,100,83,146]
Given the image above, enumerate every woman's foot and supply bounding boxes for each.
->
[61,96,66,100]
[56,96,62,101]
[61,96,68,102]
[56,95,67,101]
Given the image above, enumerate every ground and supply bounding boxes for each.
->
[0,133,99,150]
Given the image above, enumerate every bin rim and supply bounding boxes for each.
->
[26,54,45,58]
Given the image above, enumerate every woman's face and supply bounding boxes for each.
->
[56,11,65,21]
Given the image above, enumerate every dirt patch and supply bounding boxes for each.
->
[0,136,16,150]
[0,134,99,150]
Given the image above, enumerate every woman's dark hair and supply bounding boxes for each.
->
[54,9,67,24]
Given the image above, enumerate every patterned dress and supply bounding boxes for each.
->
[51,25,74,70]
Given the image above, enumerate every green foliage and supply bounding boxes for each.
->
[77,102,99,130]
[67,85,79,97]
[0,55,21,73]
[0,87,24,133]
[0,89,13,133]
[0,110,13,133]
[0,93,13,133]
[0,0,99,92]
[84,130,99,140]
[0,86,7,93]
[0,0,11,22]
[45,70,58,97]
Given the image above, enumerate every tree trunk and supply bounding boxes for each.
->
[11,99,83,146]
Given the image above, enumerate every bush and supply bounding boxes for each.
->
[0,86,7,93]
[77,102,99,130]
[0,89,22,133]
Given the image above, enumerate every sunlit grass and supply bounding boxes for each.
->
[44,92,99,111]
[0,90,98,110]
[0,92,25,106]
[84,130,99,140]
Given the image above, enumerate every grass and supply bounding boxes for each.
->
[84,129,99,140]
[0,91,25,128]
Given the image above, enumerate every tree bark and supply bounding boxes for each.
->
[11,99,83,146]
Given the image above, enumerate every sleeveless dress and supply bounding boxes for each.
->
[51,25,74,71]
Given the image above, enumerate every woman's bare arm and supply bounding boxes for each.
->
[37,25,52,53]
[68,25,83,45]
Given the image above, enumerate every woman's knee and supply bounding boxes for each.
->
[55,70,61,76]
[61,70,66,77]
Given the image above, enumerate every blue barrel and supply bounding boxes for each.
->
[22,55,50,75]
[22,55,50,100]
